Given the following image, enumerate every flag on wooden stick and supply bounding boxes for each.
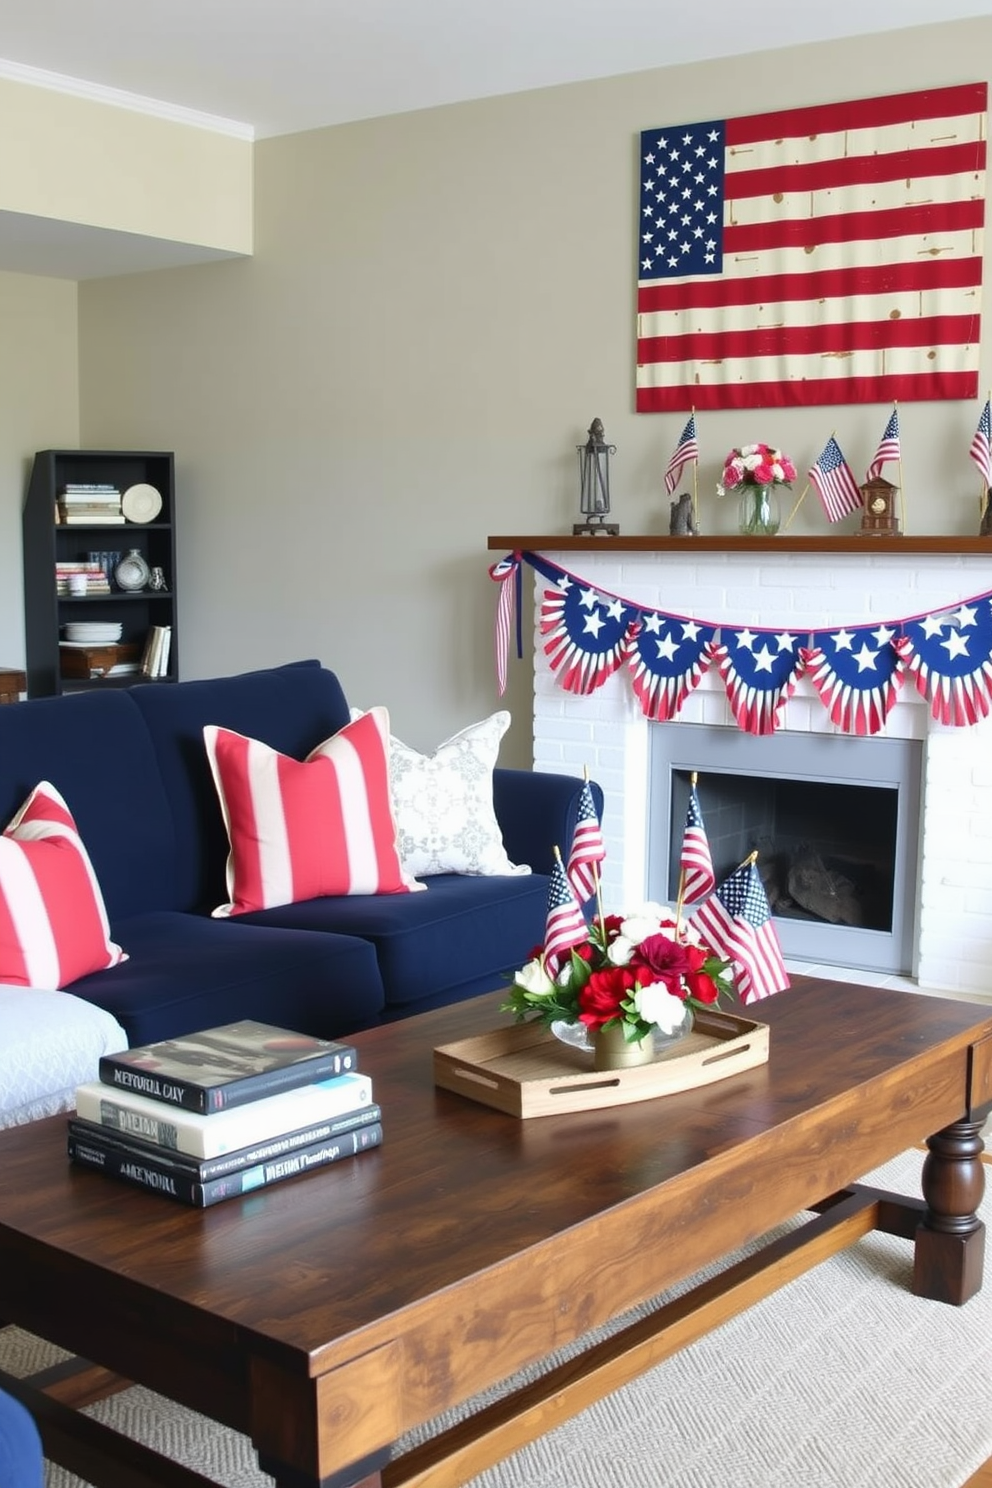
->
[543,855,588,976]
[566,780,605,904]
[679,780,715,905]
[808,436,863,523]
[970,397,992,489]
[866,407,901,480]
[691,857,790,1004]
[663,414,699,495]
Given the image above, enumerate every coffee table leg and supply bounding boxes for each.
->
[913,1119,986,1305]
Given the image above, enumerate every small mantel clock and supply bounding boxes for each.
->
[858,476,900,537]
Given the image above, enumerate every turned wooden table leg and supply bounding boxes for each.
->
[913,1119,986,1305]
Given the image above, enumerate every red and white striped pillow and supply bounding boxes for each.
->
[0,781,127,988]
[204,707,421,917]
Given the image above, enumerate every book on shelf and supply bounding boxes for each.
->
[75,1068,374,1158]
[58,509,125,525]
[139,625,171,678]
[97,1019,361,1115]
[62,483,121,493]
[68,1120,383,1207]
[67,1101,382,1181]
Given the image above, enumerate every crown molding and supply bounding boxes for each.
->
[0,56,254,140]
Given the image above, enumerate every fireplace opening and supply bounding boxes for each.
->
[647,724,923,975]
[666,772,897,932]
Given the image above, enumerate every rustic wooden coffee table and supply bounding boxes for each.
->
[0,976,989,1488]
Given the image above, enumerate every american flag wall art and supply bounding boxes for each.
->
[636,83,987,412]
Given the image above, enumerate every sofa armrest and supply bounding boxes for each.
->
[492,769,604,875]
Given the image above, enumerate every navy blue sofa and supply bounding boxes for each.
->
[0,661,601,1047]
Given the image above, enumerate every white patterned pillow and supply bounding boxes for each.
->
[351,709,530,878]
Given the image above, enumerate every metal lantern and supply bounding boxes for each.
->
[573,417,619,536]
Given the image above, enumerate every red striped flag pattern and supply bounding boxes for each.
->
[865,407,900,481]
[679,783,715,905]
[543,857,589,976]
[636,84,987,412]
[490,555,519,697]
[691,860,790,1004]
[971,398,992,488]
[566,780,605,903]
[808,435,864,524]
[663,414,699,495]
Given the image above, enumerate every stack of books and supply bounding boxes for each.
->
[55,561,112,596]
[139,624,172,677]
[58,484,124,525]
[67,1019,382,1207]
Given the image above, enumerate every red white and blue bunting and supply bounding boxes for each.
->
[491,551,992,735]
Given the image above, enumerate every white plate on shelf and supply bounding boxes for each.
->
[121,483,162,523]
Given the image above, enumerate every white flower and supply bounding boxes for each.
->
[715,483,726,498]
[607,935,635,965]
[619,903,679,946]
[632,982,689,1035]
[514,958,555,996]
[743,451,763,472]
[770,461,784,481]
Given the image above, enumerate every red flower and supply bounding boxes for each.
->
[578,966,641,1030]
[682,942,722,1003]
[630,933,692,997]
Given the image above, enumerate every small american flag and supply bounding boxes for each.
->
[866,407,901,480]
[692,859,790,1004]
[663,414,699,495]
[808,435,863,523]
[566,780,605,903]
[543,857,588,976]
[679,782,714,904]
[970,397,992,489]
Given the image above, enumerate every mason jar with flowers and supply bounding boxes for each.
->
[502,905,734,1071]
[717,442,797,536]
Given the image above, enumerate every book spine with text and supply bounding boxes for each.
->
[76,1069,372,1156]
[67,1103,382,1182]
[68,1123,383,1207]
[98,1041,360,1114]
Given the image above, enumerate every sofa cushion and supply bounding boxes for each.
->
[205,708,418,916]
[71,911,386,1046]
[0,984,128,1127]
[0,782,127,989]
[237,871,551,1012]
[0,689,178,921]
[362,709,530,879]
[128,661,353,913]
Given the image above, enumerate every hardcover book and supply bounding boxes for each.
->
[68,1121,384,1207]
[97,1019,359,1114]
[76,1069,373,1157]
[67,1102,382,1182]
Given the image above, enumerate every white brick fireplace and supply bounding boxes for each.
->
[526,543,992,998]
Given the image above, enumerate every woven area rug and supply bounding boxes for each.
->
[3,1148,990,1488]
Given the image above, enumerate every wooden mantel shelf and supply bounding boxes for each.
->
[487,534,992,555]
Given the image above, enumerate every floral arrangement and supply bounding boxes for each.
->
[717,442,797,496]
[502,904,734,1046]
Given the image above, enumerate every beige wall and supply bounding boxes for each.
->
[0,272,78,665]
[8,16,989,763]
[0,77,252,251]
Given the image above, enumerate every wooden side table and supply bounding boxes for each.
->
[0,668,26,705]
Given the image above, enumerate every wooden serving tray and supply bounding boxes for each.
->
[433,1009,769,1119]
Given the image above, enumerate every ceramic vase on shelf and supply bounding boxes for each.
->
[113,548,151,592]
[738,483,781,537]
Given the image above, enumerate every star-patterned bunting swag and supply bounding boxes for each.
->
[489,553,992,735]
[626,612,717,721]
[710,626,806,735]
[802,623,906,736]
[895,599,992,727]
[540,577,635,695]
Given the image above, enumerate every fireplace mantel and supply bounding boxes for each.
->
[488,533,992,554]
[516,538,992,997]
